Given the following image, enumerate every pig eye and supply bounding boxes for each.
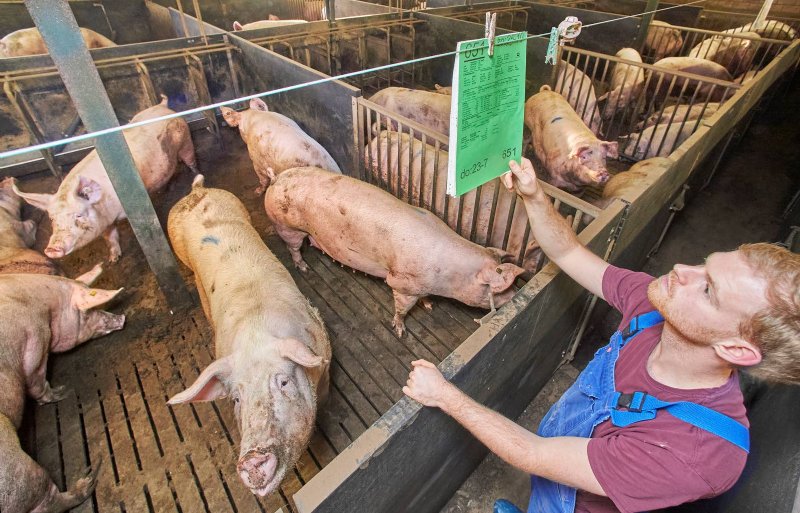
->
[280,378,290,388]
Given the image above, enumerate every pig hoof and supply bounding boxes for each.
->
[108,251,121,263]
[296,261,309,273]
[74,460,103,496]
[254,185,267,195]
[37,385,69,404]
[392,319,406,337]
[420,298,434,311]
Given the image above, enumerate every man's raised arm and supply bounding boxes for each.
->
[501,158,608,299]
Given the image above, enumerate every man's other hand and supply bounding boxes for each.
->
[403,359,456,409]
[501,158,541,199]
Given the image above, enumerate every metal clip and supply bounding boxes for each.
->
[485,12,497,57]
[474,289,497,326]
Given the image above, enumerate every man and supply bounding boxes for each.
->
[402,157,800,513]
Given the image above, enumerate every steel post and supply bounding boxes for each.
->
[634,0,659,51]
[23,0,193,311]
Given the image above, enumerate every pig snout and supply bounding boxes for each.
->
[45,232,77,259]
[44,243,67,259]
[237,449,279,496]
[596,170,610,185]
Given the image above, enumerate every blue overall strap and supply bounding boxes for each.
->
[620,311,665,344]
[610,391,750,452]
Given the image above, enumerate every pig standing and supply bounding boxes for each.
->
[524,86,618,193]
[232,15,308,31]
[622,121,696,160]
[265,166,525,336]
[366,130,541,274]
[368,87,452,136]
[555,61,603,135]
[0,27,115,57]
[688,32,759,76]
[648,57,734,103]
[13,95,198,262]
[644,20,684,60]
[167,176,330,498]
[0,274,124,513]
[221,98,340,194]
[636,102,720,130]
[597,48,645,121]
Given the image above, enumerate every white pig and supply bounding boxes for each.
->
[636,102,720,130]
[648,57,734,103]
[555,61,603,135]
[167,175,330,498]
[688,32,760,76]
[0,27,115,58]
[368,87,452,136]
[525,86,618,193]
[221,98,340,194]
[622,121,696,160]
[644,20,684,60]
[597,48,645,121]
[232,15,308,31]
[723,20,796,41]
[13,95,198,262]
[265,167,525,336]
[0,274,124,513]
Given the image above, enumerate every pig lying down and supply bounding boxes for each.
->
[167,175,331,497]
[525,86,617,194]
[232,15,308,31]
[0,27,115,57]
[0,274,124,513]
[13,95,198,262]
[265,167,525,336]
[222,98,340,194]
[369,87,452,136]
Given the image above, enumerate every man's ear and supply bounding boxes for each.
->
[713,338,762,367]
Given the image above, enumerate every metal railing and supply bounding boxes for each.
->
[354,97,600,276]
[558,46,740,161]
[641,22,793,82]
[245,18,422,93]
[697,11,800,38]
[445,5,529,32]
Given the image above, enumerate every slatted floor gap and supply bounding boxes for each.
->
[28,225,484,513]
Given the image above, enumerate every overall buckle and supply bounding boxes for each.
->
[615,391,647,413]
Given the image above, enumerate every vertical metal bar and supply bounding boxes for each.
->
[633,0,659,51]
[174,0,191,38]
[190,0,208,44]
[186,53,221,148]
[24,0,192,310]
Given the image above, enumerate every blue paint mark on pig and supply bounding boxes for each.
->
[202,235,220,245]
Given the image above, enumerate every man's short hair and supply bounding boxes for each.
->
[738,243,800,384]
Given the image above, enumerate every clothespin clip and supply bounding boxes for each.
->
[545,15,582,64]
[485,12,497,57]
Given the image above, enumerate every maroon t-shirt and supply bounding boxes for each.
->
[574,266,748,513]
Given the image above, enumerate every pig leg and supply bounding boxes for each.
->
[419,297,434,311]
[316,365,330,406]
[73,263,104,286]
[389,289,420,337]
[178,136,200,175]
[25,353,67,404]
[274,224,309,272]
[103,226,121,262]
[253,165,271,195]
[195,277,212,320]
[30,462,102,513]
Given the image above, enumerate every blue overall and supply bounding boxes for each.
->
[495,311,750,513]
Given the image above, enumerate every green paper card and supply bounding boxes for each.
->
[447,32,527,197]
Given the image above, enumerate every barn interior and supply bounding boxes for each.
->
[0,1,798,513]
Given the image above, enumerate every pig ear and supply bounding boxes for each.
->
[220,107,240,127]
[479,263,525,293]
[602,141,619,159]
[20,219,37,247]
[233,21,243,31]
[75,176,102,204]
[266,167,278,183]
[11,181,53,212]
[71,285,124,311]
[168,356,232,404]
[250,98,269,112]
[278,338,326,368]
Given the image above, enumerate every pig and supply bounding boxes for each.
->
[723,20,796,41]
[688,32,759,76]
[365,130,541,275]
[555,61,603,135]
[433,84,452,95]
[735,69,759,84]
[264,167,526,336]
[0,27,115,57]
[0,177,105,283]
[232,15,308,31]
[0,274,124,513]
[368,87,452,136]
[621,121,696,160]
[597,48,645,121]
[167,175,330,498]
[648,57,734,103]
[644,20,684,60]
[636,102,720,130]
[13,95,199,262]
[221,98,340,194]
[587,158,669,210]
[524,86,618,194]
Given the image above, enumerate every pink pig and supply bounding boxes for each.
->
[0,27,115,57]
[0,274,124,513]
[221,98,340,194]
[369,86,452,136]
[264,166,525,336]
[525,86,618,193]
[13,95,198,262]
